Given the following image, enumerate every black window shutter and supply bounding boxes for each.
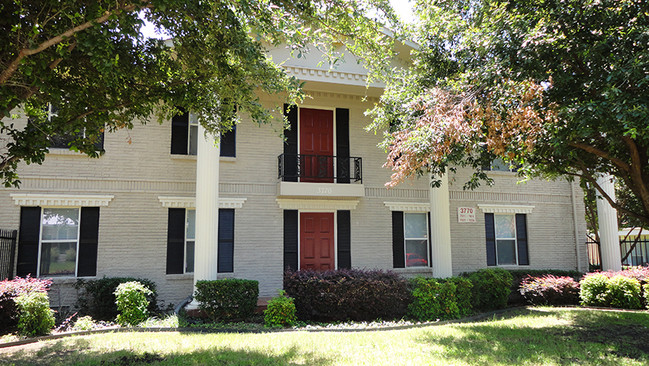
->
[485,213,497,266]
[166,208,185,274]
[283,210,298,271]
[171,110,189,154]
[392,211,405,268]
[220,126,236,157]
[283,104,298,182]
[516,214,529,265]
[337,210,351,269]
[336,108,350,183]
[16,207,41,277]
[427,212,432,267]
[77,207,100,277]
[218,209,235,273]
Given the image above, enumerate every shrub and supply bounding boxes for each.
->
[644,283,649,309]
[284,269,411,322]
[507,269,583,305]
[72,316,96,331]
[408,277,473,321]
[264,290,297,328]
[580,273,610,307]
[606,275,642,309]
[114,281,152,326]
[75,277,158,321]
[194,279,259,321]
[14,291,55,337]
[464,268,513,311]
[519,275,580,306]
[0,276,52,333]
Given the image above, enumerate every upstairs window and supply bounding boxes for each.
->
[483,158,518,172]
[171,111,235,157]
[44,104,104,151]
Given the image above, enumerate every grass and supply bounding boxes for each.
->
[1,307,648,365]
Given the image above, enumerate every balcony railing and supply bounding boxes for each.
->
[278,154,362,183]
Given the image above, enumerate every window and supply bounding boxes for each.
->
[43,104,104,151]
[391,211,430,268]
[483,158,518,172]
[485,213,529,266]
[39,208,79,276]
[17,206,100,278]
[170,111,236,157]
[166,208,234,274]
[404,213,429,267]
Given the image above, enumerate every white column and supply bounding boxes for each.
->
[596,174,621,271]
[191,126,220,300]
[429,172,453,278]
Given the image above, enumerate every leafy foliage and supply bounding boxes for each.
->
[284,269,410,322]
[14,291,55,337]
[580,268,646,309]
[644,283,649,310]
[579,273,610,307]
[263,290,297,328]
[194,279,259,321]
[0,276,51,333]
[463,268,513,312]
[0,0,397,186]
[606,275,642,309]
[74,277,158,321]
[506,269,583,305]
[519,275,580,306]
[72,316,96,331]
[371,0,649,227]
[407,277,473,321]
[114,281,153,326]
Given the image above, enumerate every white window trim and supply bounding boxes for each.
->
[494,213,519,266]
[184,209,195,274]
[276,198,359,211]
[384,202,430,212]
[403,212,430,268]
[38,207,81,278]
[158,196,246,209]
[11,194,113,207]
[188,112,199,156]
[478,204,534,214]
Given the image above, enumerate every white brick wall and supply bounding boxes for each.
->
[0,91,588,307]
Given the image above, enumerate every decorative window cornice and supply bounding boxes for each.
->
[10,194,114,207]
[477,204,535,214]
[276,198,359,211]
[383,202,430,212]
[158,196,247,209]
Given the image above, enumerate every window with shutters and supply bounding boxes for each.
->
[170,110,235,157]
[39,208,80,277]
[484,212,529,266]
[403,213,429,268]
[166,208,234,274]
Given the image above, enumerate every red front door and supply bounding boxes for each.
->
[300,108,334,183]
[300,212,335,270]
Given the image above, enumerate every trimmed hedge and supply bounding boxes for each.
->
[194,278,259,321]
[580,268,649,309]
[74,277,158,321]
[519,275,580,305]
[0,276,52,333]
[507,269,582,305]
[408,277,473,321]
[284,269,410,322]
[264,290,297,328]
[464,268,513,311]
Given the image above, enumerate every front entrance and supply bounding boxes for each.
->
[299,108,334,183]
[300,212,335,270]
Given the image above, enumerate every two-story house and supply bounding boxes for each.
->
[0,42,588,307]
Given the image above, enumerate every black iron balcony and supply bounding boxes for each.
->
[278,154,362,183]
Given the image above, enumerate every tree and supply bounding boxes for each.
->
[371,0,649,227]
[1,0,396,186]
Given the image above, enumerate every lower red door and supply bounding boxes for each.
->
[300,212,335,270]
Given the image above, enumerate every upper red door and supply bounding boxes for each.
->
[300,212,335,270]
[299,108,334,183]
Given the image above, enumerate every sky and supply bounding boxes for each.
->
[140,0,415,39]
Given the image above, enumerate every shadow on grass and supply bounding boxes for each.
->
[418,308,649,366]
[0,337,332,366]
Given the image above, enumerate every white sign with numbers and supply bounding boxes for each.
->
[457,207,476,223]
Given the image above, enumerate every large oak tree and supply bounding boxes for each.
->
[0,0,395,186]
[371,0,649,227]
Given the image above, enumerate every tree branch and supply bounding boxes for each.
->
[621,135,649,214]
[0,2,149,86]
[568,141,631,173]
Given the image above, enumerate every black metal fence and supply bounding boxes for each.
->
[0,229,17,280]
[278,153,363,183]
[586,232,649,270]
[586,236,601,271]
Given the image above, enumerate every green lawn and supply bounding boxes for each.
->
[1,308,648,365]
